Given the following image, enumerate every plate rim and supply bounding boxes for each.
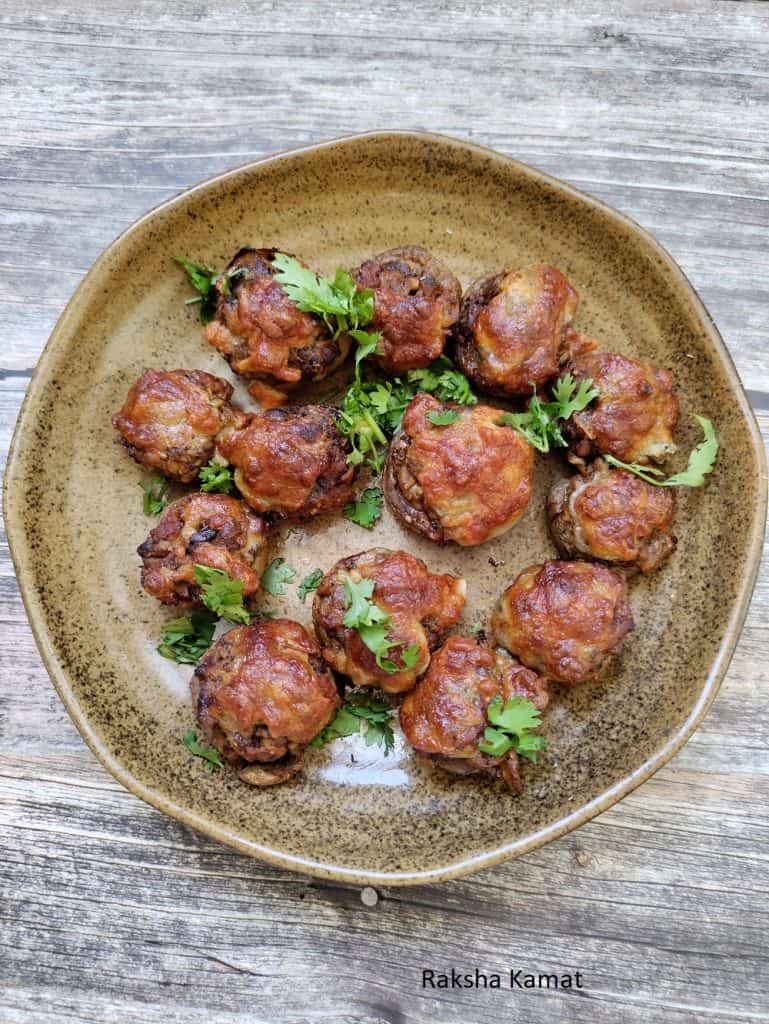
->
[5,129,767,885]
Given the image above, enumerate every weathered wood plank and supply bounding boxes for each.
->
[1,2,768,1022]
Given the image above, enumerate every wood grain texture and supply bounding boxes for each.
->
[1,2,768,1022]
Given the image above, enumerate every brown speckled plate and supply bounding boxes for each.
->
[5,131,766,885]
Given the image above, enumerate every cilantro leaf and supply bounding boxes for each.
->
[198,460,235,494]
[350,329,383,377]
[175,258,219,324]
[271,253,375,341]
[193,564,250,624]
[309,706,362,746]
[140,475,170,516]
[408,356,477,406]
[342,577,388,629]
[310,690,395,755]
[478,695,545,763]
[297,568,324,603]
[605,415,718,488]
[158,610,217,664]
[427,409,460,426]
[271,253,385,379]
[497,375,598,453]
[183,729,224,770]
[341,575,418,674]
[176,258,250,324]
[344,486,384,529]
[550,372,600,420]
[260,557,296,596]
[337,377,416,472]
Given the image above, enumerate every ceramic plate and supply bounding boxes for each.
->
[5,131,766,884]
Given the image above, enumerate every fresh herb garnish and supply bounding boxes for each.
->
[158,610,217,664]
[176,258,249,324]
[198,459,235,494]
[271,253,381,361]
[605,415,718,488]
[297,568,324,603]
[342,575,420,674]
[310,691,396,754]
[140,475,170,516]
[260,557,296,596]
[335,356,476,473]
[344,486,384,529]
[497,373,599,453]
[337,378,414,472]
[478,696,545,763]
[182,729,224,770]
[408,356,477,406]
[427,409,460,426]
[193,564,251,624]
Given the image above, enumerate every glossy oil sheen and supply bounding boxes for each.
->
[4,132,766,884]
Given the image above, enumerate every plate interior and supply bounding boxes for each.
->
[6,132,765,882]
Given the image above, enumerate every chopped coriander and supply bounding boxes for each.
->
[408,356,477,406]
[175,258,219,325]
[176,258,250,324]
[605,415,718,488]
[193,564,250,624]
[260,557,296,596]
[335,356,476,474]
[342,575,418,674]
[337,377,415,472]
[478,696,545,763]
[140,475,170,516]
[344,486,384,529]
[271,252,379,346]
[183,729,224,770]
[198,459,235,494]
[310,690,396,755]
[497,373,599,453]
[271,253,384,380]
[427,409,460,426]
[158,610,217,664]
[297,568,324,603]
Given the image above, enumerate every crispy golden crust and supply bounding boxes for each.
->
[563,352,679,466]
[112,369,234,483]
[352,245,461,374]
[383,393,533,546]
[191,619,340,786]
[216,404,357,519]
[399,636,549,792]
[453,264,587,397]
[312,548,466,694]
[137,492,269,607]
[491,559,634,684]
[547,461,677,574]
[203,247,350,392]
[400,636,499,758]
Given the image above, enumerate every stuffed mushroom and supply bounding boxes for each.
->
[112,369,235,483]
[383,392,533,546]
[191,618,340,785]
[400,635,549,792]
[547,460,676,574]
[204,247,350,406]
[312,548,466,694]
[453,263,594,397]
[491,559,634,684]
[562,351,679,467]
[351,245,461,374]
[137,492,269,607]
[216,404,357,519]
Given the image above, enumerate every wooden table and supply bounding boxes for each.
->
[2,4,767,1022]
